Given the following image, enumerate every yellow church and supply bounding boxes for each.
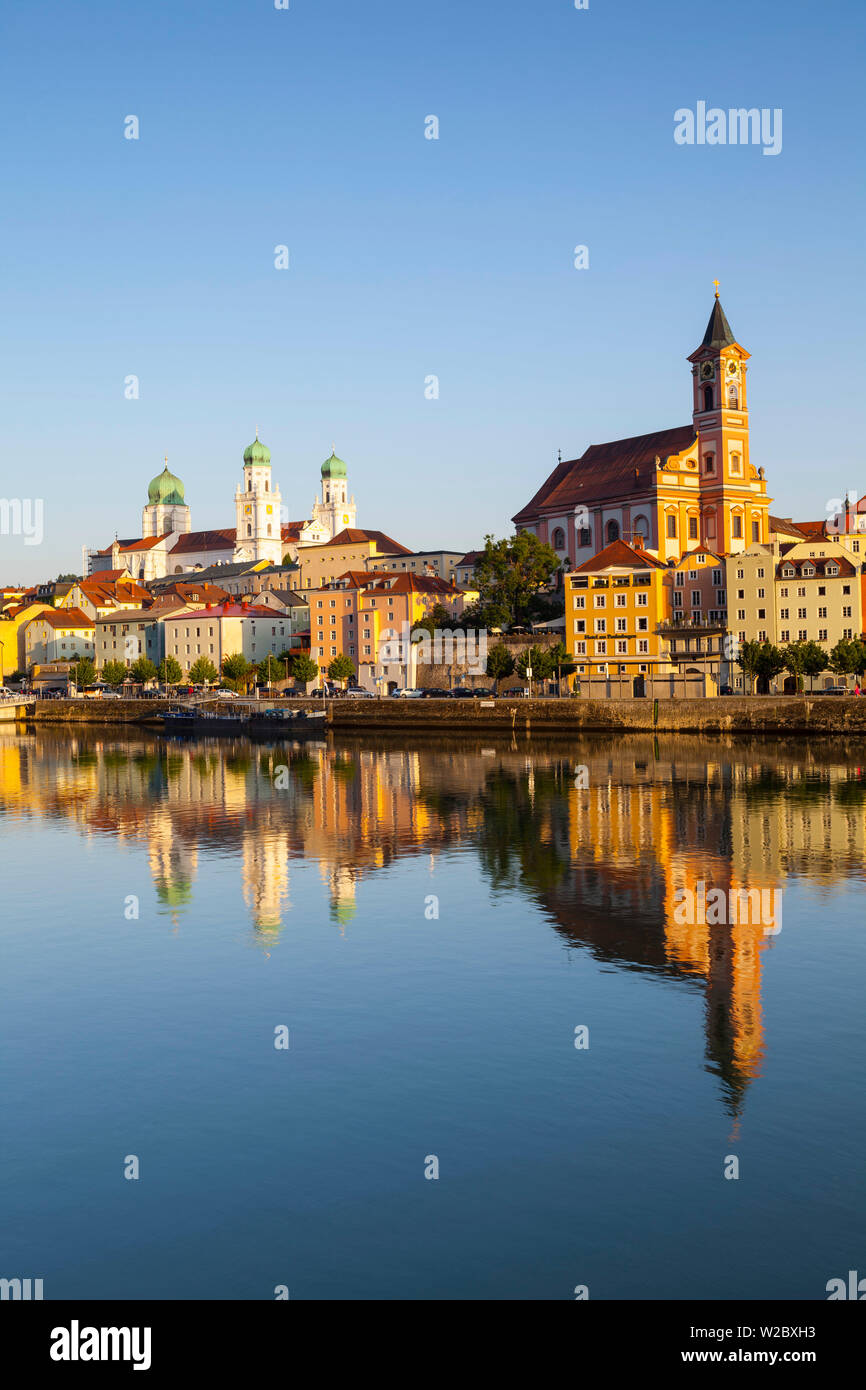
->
[513,289,772,564]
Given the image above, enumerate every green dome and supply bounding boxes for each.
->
[321,450,347,479]
[243,434,271,467]
[148,463,185,506]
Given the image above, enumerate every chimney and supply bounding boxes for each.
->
[633,534,643,551]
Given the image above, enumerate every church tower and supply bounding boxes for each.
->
[688,287,768,554]
[234,433,284,565]
[142,460,191,539]
[312,450,356,540]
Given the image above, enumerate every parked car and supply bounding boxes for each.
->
[502,687,530,698]
[346,687,377,699]
[471,687,494,698]
[820,685,848,696]
[420,688,452,698]
[719,684,734,695]
[393,688,424,698]
[216,689,238,699]
[449,688,475,698]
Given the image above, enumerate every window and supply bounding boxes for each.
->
[573,620,586,634]
[730,453,741,475]
[732,515,742,538]
[843,584,851,594]
[780,630,789,643]
[843,605,853,618]
[615,593,627,608]
[616,640,628,654]
[578,527,592,547]
[757,568,765,579]
[757,588,765,599]
[779,587,788,598]
[716,590,726,605]
[616,617,627,633]
[705,454,715,474]
[712,570,722,586]
[594,594,606,608]
[818,586,826,596]
[689,517,698,540]
[675,572,684,587]
[799,630,807,641]
[703,385,713,411]
[737,569,744,580]
[780,608,789,620]
[797,587,806,597]
[637,617,648,632]
[818,607,827,619]
[752,522,760,542]
[737,609,746,621]
[606,520,620,543]
[798,608,807,620]
[551,527,565,550]
[637,639,649,654]
[594,619,607,633]
[633,515,649,540]
[666,515,677,538]
[691,591,701,608]
[673,592,683,608]
[758,609,766,620]
[635,593,648,607]
[819,629,828,642]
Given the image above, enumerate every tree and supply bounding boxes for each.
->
[159,656,183,685]
[516,645,554,689]
[799,640,828,693]
[829,638,866,686]
[737,639,770,694]
[547,640,576,693]
[290,653,320,688]
[467,532,561,628]
[189,657,218,685]
[486,641,515,692]
[130,656,158,684]
[222,652,252,691]
[257,654,282,685]
[327,654,356,688]
[754,642,785,693]
[70,657,96,688]
[101,660,127,687]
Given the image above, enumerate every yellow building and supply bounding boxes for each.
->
[0,601,53,676]
[295,528,412,591]
[565,538,672,689]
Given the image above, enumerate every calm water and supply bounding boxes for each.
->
[1,727,864,1300]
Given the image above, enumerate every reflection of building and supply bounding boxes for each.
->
[5,729,865,1118]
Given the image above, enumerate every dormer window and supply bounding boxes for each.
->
[827,564,839,575]
[802,565,815,577]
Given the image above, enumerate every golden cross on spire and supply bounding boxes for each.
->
[255,425,258,439]
[713,279,720,298]
[164,455,168,467]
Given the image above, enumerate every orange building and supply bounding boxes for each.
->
[307,570,470,687]
[565,538,671,687]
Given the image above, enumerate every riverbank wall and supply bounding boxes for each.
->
[21,696,866,734]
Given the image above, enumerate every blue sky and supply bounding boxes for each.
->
[1,0,864,580]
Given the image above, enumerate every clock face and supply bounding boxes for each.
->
[700,361,715,381]
[342,514,350,523]
[726,359,739,377]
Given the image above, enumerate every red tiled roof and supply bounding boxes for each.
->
[38,607,95,629]
[164,603,277,620]
[513,425,697,524]
[169,529,237,554]
[574,539,668,573]
[791,520,827,539]
[324,528,412,554]
[777,554,856,577]
[118,534,172,551]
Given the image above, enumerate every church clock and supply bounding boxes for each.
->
[699,361,715,381]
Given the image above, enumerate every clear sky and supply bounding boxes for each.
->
[1,0,864,581]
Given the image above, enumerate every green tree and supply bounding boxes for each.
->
[189,656,218,685]
[516,645,554,688]
[547,640,577,692]
[70,657,96,688]
[829,638,866,686]
[130,656,158,684]
[159,655,183,685]
[290,653,320,688]
[468,532,561,628]
[736,639,766,694]
[327,654,356,688]
[101,660,127,687]
[755,641,785,692]
[222,652,252,690]
[257,654,282,685]
[486,641,515,691]
[798,640,828,692]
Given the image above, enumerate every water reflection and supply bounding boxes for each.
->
[2,728,865,1118]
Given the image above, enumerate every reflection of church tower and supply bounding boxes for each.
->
[148,813,198,918]
[312,451,356,541]
[324,863,358,930]
[234,433,284,565]
[142,459,191,538]
[242,832,290,935]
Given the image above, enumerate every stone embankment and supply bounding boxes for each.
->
[21,696,866,734]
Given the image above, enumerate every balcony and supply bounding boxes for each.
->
[658,613,728,633]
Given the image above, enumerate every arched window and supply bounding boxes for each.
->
[248,478,252,492]
[703,385,714,411]
[265,480,269,493]
[267,524,272,536]
[552,526,565,550]
[633,515,649,540]
[607,519,620,543]
[247,524,252,537]
[728,382,739,408]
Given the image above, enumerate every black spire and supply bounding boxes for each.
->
[701,292,737,350]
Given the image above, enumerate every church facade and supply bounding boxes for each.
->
[512,293,772,565]
[89,439,358,582]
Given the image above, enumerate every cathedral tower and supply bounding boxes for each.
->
[234,433,284,565]
[312,450,356,540]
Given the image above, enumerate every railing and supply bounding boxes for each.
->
[658,614,728,632]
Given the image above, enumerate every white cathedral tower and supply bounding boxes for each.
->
[233,433,284,565]
[311,450,356,540]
